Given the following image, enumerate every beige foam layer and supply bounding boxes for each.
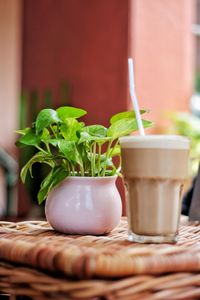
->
[121,148,189,179]
[119,135,190,149]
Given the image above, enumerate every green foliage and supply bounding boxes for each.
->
[168,112,200,176]
[57,106,87,120]
[16,106,153,204]
[195,73,200,93]
[110,109,148,124]
[36,109,60,134]
[38,166,68,205]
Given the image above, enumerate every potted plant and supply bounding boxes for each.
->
[16,106,152,234]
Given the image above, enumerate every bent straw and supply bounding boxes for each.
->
[128,58,145,136]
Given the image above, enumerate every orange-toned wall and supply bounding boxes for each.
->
[129,0,195,130]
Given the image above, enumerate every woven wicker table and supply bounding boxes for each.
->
[0,217,199,300]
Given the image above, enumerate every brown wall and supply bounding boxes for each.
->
[22,0,129,126]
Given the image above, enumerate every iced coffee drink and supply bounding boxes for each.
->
[119,135,190,243]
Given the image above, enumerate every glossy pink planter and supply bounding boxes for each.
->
[45,176,122,235]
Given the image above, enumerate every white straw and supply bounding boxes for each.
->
[128,58,145,136]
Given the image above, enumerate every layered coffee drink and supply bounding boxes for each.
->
[119,135,190,243]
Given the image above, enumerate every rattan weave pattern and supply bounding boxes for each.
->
[0,261,200,299]
[0,218,199,278]
[0,218,199,299]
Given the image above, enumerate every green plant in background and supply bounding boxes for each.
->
[195,72,200,94]
[168,112,200,176]
[16,106,152,204]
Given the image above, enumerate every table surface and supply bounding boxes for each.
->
[0,217,199,300]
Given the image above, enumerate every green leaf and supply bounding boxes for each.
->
[48,139,59,147]
[16,127,31,135]
[20,152,54,183]
[18,130,40,147]
[38,166,68,204]
[60,118,82,141]
[77,142,89,158]
[36,109,60,134]
[100,157,113,168]
[142,120,153,130]
[107,145,121,157]
[58,140,83,166]
[38,169,54,204]
[84,125,107,137]
[78,131,111,145]
[107,118,137,139]
[57,106,87,121]
[58,140,76,161]
[107,118,153,139]
[110,110,148,124]
[41,128,50,142]
[78,131,91,144]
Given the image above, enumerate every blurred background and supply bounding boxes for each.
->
[0,0,199,219]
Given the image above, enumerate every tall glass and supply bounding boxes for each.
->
[119,135,190,243]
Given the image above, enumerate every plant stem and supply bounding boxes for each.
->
[112,140,121,175]
[66,161,70,174]
[45,143,51,153]
[36,146,48,153]
[80,163,84,176]
[102,140,113,176]
[69,162,75,176]
[98,143,102,176]
[93,142,96,176]
[90,145,93,176]
[109,139,118,157]
[57,124,59,138]
[50,125,56,137]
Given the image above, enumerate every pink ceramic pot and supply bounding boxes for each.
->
[45,176,122,235]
